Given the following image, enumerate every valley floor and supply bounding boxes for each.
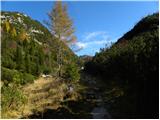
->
[3,72,125,119]
[3,76,79,118]
[23,73,124,119]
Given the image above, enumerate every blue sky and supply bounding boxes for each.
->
[1,1,158,56]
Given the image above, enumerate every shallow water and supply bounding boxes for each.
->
[90,94,111,119]
[91,107,106,118]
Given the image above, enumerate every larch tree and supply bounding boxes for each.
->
[46,1,77,77]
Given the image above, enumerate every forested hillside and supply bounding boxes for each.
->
[85,13,159,118]
[1,11,80,118]
[1,11,78,80]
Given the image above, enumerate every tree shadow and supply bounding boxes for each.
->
[25,100,95,119]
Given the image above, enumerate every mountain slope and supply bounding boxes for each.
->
[116,13,158,43]
[85,13,159,118]
[1,11,80,118]
[1,11,78,81]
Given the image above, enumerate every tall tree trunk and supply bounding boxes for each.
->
[57,35,63,77]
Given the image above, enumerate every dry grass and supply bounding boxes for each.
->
[23,77,54,92]
[2,76,81,119]
[3,77,69,118]
[21,77,68,118]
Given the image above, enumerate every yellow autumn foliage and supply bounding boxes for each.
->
[4,20,11,33]
[11,27,17,37]
[19,29,29,41]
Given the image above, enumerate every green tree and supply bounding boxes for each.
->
[65,63,80,82]
[16,46,24,71]
[25,53,31,73]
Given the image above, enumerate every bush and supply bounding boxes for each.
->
[2,67,18,83]
[20,73,35,85]
[2,56,16,69]
[64,63,80,82]
[2,67,35,85]
[43,66,51,74]
[1,84,27,118]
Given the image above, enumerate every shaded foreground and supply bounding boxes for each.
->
[24,72,159,119]
[23,73,113,119]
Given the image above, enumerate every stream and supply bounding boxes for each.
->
[86,87,111,119]
[80,73,112,119]
[90,94,111,119]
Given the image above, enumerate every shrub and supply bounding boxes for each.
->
[2,67,18,83]
[2,56,16,69]
[1,84,27,118]
[43,66,51,74]
[64,63,80,82]
[21,73,35,85]
[2,67,35,85]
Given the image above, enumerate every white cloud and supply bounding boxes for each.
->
[75,31,111,49]
[83,31,108,41]
[75,31,118,55]
[89,40,108,45]
[76,42,87,49]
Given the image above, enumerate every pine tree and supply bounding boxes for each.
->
[25,53,30,73]
[16,46,23,70]
[47,1,77,77]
